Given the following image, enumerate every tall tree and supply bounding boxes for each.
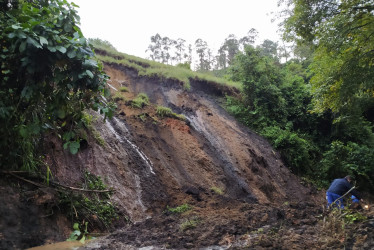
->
[146,33,162,62]
[194,38,210,71]
[175,38,188,64]
[218,34,240,68]
[239,28,258,51]
[258,39,279,60]
[283,0,374,117]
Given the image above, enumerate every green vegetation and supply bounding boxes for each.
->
[67,222,90,243]
[210,186,224,195]
[166,203,192,214]
[59,171,117,230]
[90,39,241,91]
[113,92,126,102]
[180,217,199,231]
[222,0,374,190]
[0,0,115,171]
[156,106,186,121]
[81,112,106,147]
[131,93,149,108]
[119,86,129,92]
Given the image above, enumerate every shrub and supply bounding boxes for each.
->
[156,106,186,121]
[131,93,149,108]
[119,86,129,92]
[210,186,224,195]
[167,203,192,214]
[113,92,125,102]
[180,217,199,231]
[0,1,114,170]
[320,141,374,191]
[261,126,316,175]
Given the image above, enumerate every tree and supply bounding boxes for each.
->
[258,39,279,59]
[283,0,374,118]
[146,33,162,62]
[229,46,286,126]
[239,28,258,51]
[161,36,175,64]
[217,34,240,69]
[194,38,210,71]
[0,0,113,170]
[175,38,188,64]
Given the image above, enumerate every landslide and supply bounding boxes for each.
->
[2,54,374,249]
[79,63,374,249]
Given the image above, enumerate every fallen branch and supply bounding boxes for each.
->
[2,172,114,193]
[329,186,356,208]
[50,181,114,193]
[5,172,46,188]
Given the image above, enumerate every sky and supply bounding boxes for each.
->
[70,0,282,59]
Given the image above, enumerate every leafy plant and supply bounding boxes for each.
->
[156,106,186,121]
[0,0,115,170]
[166,203,192,214]
[59,171,117,229]
[119,86,129,92]
[67,222,89,243]
[210,186,224,195]
[131,93,149,108]
[113,92,125,102]
[180,217,199,231]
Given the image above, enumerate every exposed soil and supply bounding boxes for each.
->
[1,62,373,249]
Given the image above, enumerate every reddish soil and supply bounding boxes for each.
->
[1,63,373,249]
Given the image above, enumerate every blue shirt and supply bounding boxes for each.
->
[327,178,360,199]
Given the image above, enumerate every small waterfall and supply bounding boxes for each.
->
[105,117,156,175]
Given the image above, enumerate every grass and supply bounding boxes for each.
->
[119,86,129,92]
[131,93,149,108]
[210,186,224,195]
[166,203,192,214]
[92,42,242,92]
[156,106,186,121]
[113,92,125,102]
[180,217,199,231]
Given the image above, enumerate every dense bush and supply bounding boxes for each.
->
[0,0,114,170]
[226,45,374,191]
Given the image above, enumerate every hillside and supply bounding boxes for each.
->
[2,49,373,250]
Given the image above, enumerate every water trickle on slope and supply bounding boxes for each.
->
[105,117,155,175]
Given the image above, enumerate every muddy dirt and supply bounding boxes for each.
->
[1,62,373,249]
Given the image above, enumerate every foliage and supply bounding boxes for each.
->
[0,0,114,170]
[67,222,89,243]
[229,46,287,127]
[322,207,367,242]
[94,45,241,91]
[261,126,316,175]
[210,186,224,195]
[180,217,199,231]
[320,141,374,190]
[82,112,106,147]
[88,38,117,52]
[283,0,374,130]
[119,86,129,92]
[166,203,192,214]
[59,171,117,230]
[113,92,125,102]
[156,106,185,121]
[131,93,149,109]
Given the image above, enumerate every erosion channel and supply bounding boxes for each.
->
[2,63,374,250]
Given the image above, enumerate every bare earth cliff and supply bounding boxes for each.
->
[1,63,373,249]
